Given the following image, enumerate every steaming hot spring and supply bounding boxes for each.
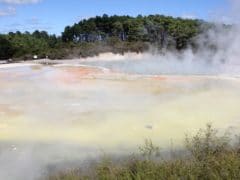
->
[0,53,240,179]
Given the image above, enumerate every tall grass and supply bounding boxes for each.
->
[47,124,240,180]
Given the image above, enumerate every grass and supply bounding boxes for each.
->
[47,124,240,180]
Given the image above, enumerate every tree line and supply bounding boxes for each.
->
[0,14,211,60]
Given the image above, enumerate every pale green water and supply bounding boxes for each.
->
[1,64,240,149]
[1,64,240,180]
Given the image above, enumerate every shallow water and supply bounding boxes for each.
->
[1,64,240,179]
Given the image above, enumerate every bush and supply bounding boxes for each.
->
[47,124,240,180]
[0,35,14,60]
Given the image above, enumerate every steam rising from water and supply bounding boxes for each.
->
[78,24,240,76]
[1,2,240,180]
[1,65,240,180]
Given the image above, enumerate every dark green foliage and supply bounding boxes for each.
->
[62,14,201,49]
[8,32,49,58]
[0,14,221,60]
[1,31,66,60]
[0,35,14,60]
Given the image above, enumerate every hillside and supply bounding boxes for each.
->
[0,14,214,61]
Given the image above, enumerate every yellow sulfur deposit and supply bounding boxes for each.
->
[0,65,240,151]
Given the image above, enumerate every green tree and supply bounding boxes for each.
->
[0,35,14,59]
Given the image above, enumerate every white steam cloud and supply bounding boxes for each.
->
[1,1,240,180]
[79,24,240,76]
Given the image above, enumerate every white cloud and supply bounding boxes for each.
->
[0,7,16,16]
[181,14,196,20]
[26,17,40,25]
[0,0,42,18]
[0,0,41,5]
[0,17,53,33]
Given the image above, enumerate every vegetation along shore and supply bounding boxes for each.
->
[46,124,240,180]
[0,14,226,61]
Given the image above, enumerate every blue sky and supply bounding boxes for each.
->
[0,0,230,35]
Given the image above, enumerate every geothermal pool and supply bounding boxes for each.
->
[1,63,240,179]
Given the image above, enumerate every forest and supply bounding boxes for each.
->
[0,14,213,60]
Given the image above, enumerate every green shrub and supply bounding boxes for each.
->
[47,124,240,180]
